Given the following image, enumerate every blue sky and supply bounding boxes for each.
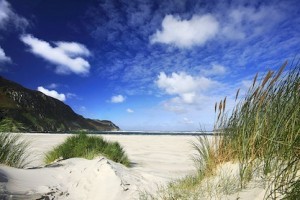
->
[0,0,299,131]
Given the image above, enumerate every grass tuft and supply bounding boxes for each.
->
[44,132,130,167]
[191,136,218,176]
[0,118,26,132]
[215,60,300,197]
[0,132,30,168]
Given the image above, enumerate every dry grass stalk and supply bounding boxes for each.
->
[214,102,217,113]
[261,70,273,88]
[223,97,227,113]
[252,73,259,88]
[251,87,260,100]
[219,100,223,113]
[235,88,240,101]
[259,92,267,106]
[269,61,287,86]
[217,112,222,121]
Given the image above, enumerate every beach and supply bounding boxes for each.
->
[0,133,270,199]
[0,133,198,199]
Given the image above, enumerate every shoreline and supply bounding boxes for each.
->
[12,131,215,136]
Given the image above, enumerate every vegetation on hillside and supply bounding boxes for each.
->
[44,132,130,167]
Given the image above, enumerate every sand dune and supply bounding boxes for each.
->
[0,134,266,199]
[1,157,159,199]
[0,134,197,199]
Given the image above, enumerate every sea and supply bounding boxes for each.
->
[89,131,214,136]
[28,130,215,136]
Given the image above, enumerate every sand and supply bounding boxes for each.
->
[0,133,265,199]
[23,134,197,180]
[0,133,197,199]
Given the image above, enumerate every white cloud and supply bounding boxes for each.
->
[0,0,28,30]
[37,86,66,101]
[126,108,134,113]
[47,83,59,89]
[55,42,91,57]
[110,95,125,103]
[66,93,77,98]
[79,106,87,112]
[20,34,91,75]
[156,72,217,104]
[181,117,194,124]
[0,46,11,63]
[201,64,227,76]
[241,80,253,89]
[221,6,282,40]
[0,0,10,25]
[0,0,28,65]
[156,71,227,119]
[150,14,219,48]
[162,97,187,114]
[151,5,282,49]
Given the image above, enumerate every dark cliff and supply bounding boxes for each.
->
[0,76,119,132]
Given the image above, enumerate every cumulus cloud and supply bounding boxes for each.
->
[151,5,283,49]
[156,71,224,116]
[20,34,91,75]
[126,108,134,113]
[156,72,217,104]
[37,86,66,101]
[150,14,219,48]
[201,64,227,76]
[0,46,11,63]
[110,95,125,103]
[0,0,28,30]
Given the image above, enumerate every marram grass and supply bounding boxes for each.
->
[0,132,30,168]
[0,118,26,132]
[44,132,130,167]
[140,60,299,199]
[215,61,300,198]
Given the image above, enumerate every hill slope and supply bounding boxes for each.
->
[0,76,119,132]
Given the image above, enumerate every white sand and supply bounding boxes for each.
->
[23,134,197,180]
[0,133,265,199]
[0,133,197,199]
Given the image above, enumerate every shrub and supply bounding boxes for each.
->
[0,132,30,168]
[44,132,130,167]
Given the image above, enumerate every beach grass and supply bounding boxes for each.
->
[140,60,299,199]
[44,132,131,167]
[215,60,300,198]
[0,118,26,132]
[0,132,30,168]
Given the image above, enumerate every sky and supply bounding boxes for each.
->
[0,0,299,131]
